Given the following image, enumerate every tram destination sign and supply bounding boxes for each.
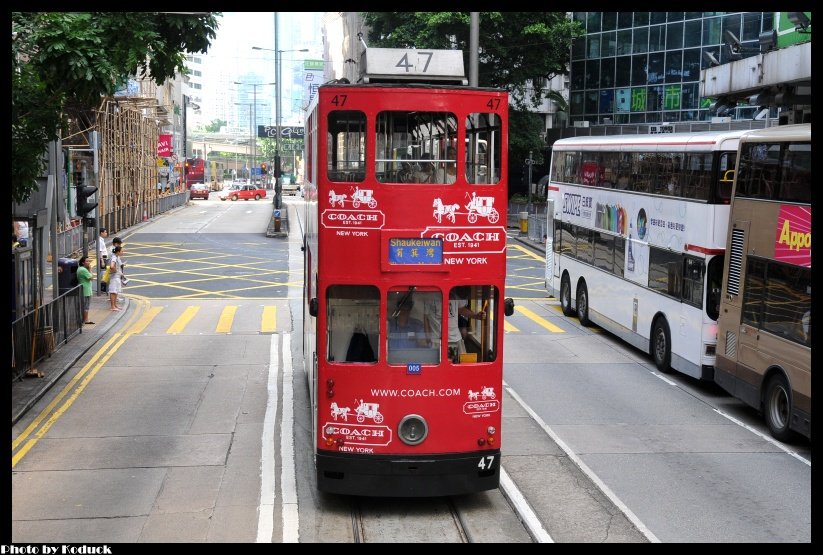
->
[388,237,443,265]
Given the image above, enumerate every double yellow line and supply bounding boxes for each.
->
[11,299,163,468]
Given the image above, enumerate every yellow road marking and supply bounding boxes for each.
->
[261,306,277,333]
[166,306,200,334]
[508,243,545,261]
[216,305,238,333]
[12,303,162,467]
[504,320,519,332]
[515,305,565,333]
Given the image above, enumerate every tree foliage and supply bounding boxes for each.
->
[11,12,222,203]
[204,119,228,133]
[361,12,582,170]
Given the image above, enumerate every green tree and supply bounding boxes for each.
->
[11,12,222,203]
[204,119,228,133]
[361,12,582,169]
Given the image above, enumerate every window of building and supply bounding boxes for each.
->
[633,27,649,54]
[602,12,617,31]
[649,25,666,52]
[631,54,648,86]
[615,56,632,87]
[585,60,600,90]
[587,12,602,33]
[648,52,665,84]
[600,58,615,88]
[684,20,703,47]
[666,22,684,50]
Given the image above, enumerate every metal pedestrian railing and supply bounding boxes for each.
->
[11,286,83,381]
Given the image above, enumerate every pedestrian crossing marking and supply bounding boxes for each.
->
[216,306,238,333]
[515,305,565,333]
[261,306,277,333]
[167,306,200,334]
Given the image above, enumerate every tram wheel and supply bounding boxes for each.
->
[576,281,590,326]
[764,374,795,442]
[651,318,673,373]
[560,274,574,316]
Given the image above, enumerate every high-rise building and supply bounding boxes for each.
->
[567,12,777,125]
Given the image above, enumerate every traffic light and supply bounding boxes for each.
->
[261,163,268,174]
[76,185,98,217]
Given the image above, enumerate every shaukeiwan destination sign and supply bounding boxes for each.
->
[388,237,443,265]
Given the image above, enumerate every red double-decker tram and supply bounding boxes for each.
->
[302,48,513,497]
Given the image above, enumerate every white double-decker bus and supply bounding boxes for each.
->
[545,130,750,380]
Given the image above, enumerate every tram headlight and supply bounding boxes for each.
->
[398,414,428,446]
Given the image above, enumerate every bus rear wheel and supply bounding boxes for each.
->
[576,282,590,326]
[764,374,794,442]
[560,275,574,316]
[651,318,672,373]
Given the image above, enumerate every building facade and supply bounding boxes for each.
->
[567,12,779,125]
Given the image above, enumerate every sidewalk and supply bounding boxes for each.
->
[11,293,131,426]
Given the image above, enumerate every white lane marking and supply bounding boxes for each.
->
[503,381,661,543]
[499,467,554,543]
[281,333,300,542]
[256,334,280,543]
[712,408,811,466]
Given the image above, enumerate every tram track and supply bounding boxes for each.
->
[349,496,473,543]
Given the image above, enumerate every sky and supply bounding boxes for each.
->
[198,12,325,128]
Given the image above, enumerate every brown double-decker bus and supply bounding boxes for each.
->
[715,123,811,442]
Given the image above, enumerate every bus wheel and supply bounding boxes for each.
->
[560,275,574,316]
[576,282,590,326]
[651,318,672,373]
[764,374,794,442]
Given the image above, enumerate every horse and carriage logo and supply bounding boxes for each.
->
[328,187,377,209]
[330,400,384,424]
[433,193,499,224]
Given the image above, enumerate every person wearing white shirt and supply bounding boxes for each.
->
[97,228,109,269]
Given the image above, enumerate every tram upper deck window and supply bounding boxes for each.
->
[327,285,379,363]
[327,111,366,183]
[465,112,502,185]
[375,111,457,184]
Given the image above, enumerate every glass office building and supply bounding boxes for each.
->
[569,12,775,124]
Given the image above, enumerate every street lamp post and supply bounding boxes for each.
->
[234,81,275,183]
[252,45,308,208]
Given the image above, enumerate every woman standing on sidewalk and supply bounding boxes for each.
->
[77,255,95,324]
[107,245,124,311]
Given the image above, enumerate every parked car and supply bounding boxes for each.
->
[189,183,210,200]
[219,183,267,201]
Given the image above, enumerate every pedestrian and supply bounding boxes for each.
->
[109,236,126,301]
[107,245,124,311]
[97,228,109,270]
[77,255,95,324]
[110,236,122,258]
